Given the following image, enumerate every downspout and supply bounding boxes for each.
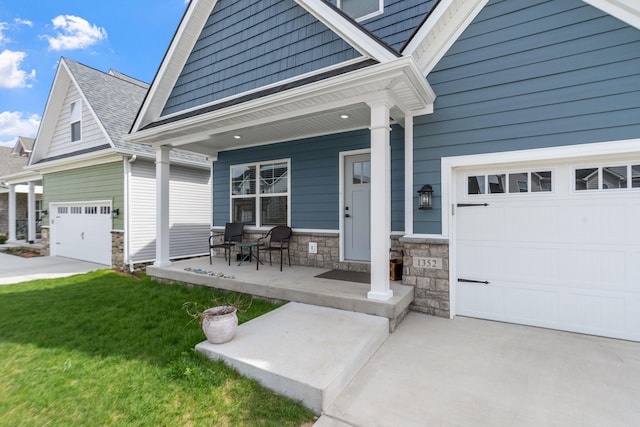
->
[125,155,137,272]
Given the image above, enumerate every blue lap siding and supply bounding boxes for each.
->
[213,126,405,231]
[413,0,640,234]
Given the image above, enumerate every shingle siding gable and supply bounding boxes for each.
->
[162,0,361,116]
[327,0,437,50]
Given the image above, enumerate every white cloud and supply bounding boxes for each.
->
[14,19,33,27]
[0,22,8,44]
[0,49,36,88]
[45,15,107,51]
[0,111,40,147]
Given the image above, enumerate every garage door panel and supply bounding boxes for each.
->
[456,207,505,240]
[504,286,559,324]
[457,283,504,318]
[559,205,628,243]
[503,246,559,282]
[457,243,505,278]
[558,249,626,289]
[559,293,626,334]
[504,206,559,242]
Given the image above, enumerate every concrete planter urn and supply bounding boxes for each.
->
[201,306,238,344]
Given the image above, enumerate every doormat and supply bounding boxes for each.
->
[314,270,370,284]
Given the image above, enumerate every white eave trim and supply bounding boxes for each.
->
[295,0,398,62]
[582,0,640,29]
[132,0,218,132]
[403,0,489,76]
[127,57,435,146]
[28,150,123,174]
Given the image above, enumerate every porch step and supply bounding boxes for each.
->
[195,302,389,414]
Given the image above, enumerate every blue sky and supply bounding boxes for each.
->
[0,0,189,147]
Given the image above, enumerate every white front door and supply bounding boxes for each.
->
[51,202,112,265]
[455,158,640,341]
[344,154,371,261]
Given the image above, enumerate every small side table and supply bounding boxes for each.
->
[236,242,264,270]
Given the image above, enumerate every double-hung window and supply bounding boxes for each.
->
[338,0,383,21]
[70,100,82,142]
[231,160,290,227]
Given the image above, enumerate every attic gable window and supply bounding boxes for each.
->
[70,100,82,142]
[338,0,383,21]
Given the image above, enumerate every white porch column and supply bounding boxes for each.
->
[404,115,414,235]
[8,184,17,242]
[27,181,36,243]
[154,146,171,266]
[367,101,393,301]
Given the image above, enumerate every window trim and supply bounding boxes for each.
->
[70,99,82,142]
[338,0,384,22]
[229,159,291,228]
[465,169,555,197]
[572,163,640,193]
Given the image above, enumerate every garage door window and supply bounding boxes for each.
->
[468,171,552,195]
[575,165,640,191]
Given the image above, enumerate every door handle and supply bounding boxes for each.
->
[81,232,85,240]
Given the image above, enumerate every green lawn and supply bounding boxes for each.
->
[0,270,315,426]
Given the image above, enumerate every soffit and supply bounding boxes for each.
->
[127,58,435,156]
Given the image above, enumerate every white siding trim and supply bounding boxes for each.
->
[583,0,640,29]
[297,0,397,62]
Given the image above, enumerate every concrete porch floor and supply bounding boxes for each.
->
[147,256,414,331]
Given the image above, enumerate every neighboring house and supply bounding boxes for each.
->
[128,0,640,342]
[0,137,43,241]
[28,57,212,269]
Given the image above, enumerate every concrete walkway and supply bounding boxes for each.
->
[317,314,640,427]
[0,252,106,285]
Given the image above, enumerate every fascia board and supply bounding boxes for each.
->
[582,0,640,29]
[28,61,69,167]
[295,0,398,62]
[132,0,217,132]
[404,0,488,76]
[28,150,123,175]
[127,57,434,144]
[114,148,211,169]
[1,170,43,184]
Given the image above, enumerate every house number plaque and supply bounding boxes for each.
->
[413,257,443,269]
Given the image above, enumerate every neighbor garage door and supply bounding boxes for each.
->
[51,202,112,265]
[455,157,640,341]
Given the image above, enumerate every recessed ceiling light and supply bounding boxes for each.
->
[340,114,350,119]
[233,135,242,139]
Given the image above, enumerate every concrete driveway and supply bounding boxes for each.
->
[317,314,640,427]
[0,252,106,285]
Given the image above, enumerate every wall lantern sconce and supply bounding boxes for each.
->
[417,185,433,210]
[41,209,48,216]
[111,208,120,219]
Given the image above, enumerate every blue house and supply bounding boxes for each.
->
[129,0,640,342]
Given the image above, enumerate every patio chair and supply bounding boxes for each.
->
[209,222,244,265]
[257,225,292,271]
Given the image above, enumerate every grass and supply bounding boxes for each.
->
[0,271,315,426]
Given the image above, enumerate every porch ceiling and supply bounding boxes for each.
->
[127,57,435,157]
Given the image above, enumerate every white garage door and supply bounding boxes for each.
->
[51,202,112,265]
[456,158,640,341]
